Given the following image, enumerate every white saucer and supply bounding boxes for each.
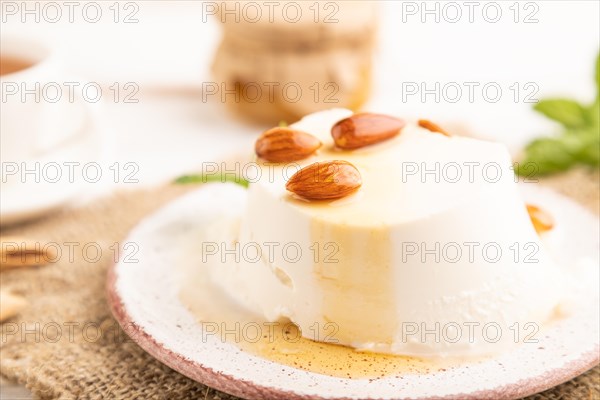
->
[0,101,107,226]
[108,183,599,399]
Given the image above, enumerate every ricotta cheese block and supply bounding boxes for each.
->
[209,109,566,357]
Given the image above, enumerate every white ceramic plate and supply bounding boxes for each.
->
[108,183,599,400]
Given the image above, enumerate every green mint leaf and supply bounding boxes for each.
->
[517,137,576,176]
[595,52,599,95]
[569,128,599,166]
[517,130,599,177]
[174,174,249,188]
[533,99,589,129]
[586,101,600,129]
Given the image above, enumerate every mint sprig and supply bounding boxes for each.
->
[517,54,600,177]
[174,174,249,188]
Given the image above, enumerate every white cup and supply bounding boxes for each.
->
[0,36,88,163]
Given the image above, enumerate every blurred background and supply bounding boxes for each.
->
[1,0,599,216]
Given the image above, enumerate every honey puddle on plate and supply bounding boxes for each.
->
[232,323,449,379]
[179,263,468,379]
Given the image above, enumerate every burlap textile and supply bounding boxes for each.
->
[1,169,598,399]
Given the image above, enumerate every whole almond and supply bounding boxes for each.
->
[255,127,321,162]
[0,236,58,270]
[526,204,554,234]
[286,160,362,200]
[331,113,405,149]
[0,290,27,322]
[418,119,451,136]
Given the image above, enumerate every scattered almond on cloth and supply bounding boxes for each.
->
[0,290,27,322]
[0,236,58,270]
[0,236,56,321]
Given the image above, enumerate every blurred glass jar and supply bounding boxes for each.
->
[211,1,378,124]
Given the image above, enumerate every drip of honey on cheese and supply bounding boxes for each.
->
[179,262,469,379]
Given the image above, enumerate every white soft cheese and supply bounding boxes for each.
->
[209,109,565,357]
